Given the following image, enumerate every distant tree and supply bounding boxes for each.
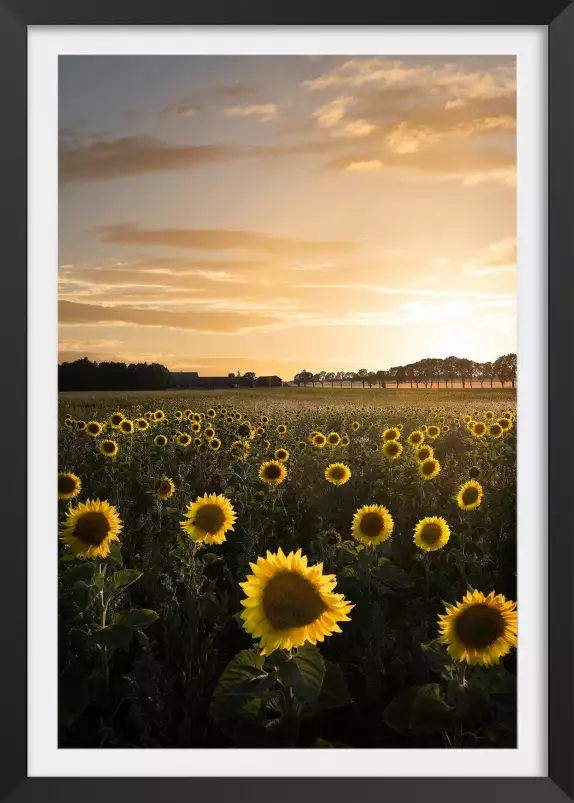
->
[345,371,356,388]
[367,371,377,388]
[493,354,516,388]
[455,358,474,389]
[243,371,256,381]
[325,371,336,388]
[376,369,387,388]
[336,370,345,388]
[357,368,369,388]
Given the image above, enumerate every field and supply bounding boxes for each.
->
[58,388,517,749]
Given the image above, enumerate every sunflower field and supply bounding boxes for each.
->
[58,389,517,749]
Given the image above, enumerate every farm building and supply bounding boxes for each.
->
[254,375,282,387]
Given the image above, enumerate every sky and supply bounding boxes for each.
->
[58,55,516,379]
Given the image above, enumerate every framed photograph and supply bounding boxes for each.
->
[1,2,572,802]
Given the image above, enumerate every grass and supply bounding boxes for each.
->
[58,388,517,749]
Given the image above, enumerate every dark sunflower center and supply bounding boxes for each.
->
[491,425,501,435]
[420,523,442,544]
[454,604,505,649]
[58,475,76,494]
[121,422,131,431]
[277,451,287,460]
[386,442,399,455]
[360,512,384,538]
[158,481,171,495]
[111,415,122,425]
[329,466,346,480]
[422,460,435,475]
[264,463,282,480]
[315,437,325,445]
[262,571,328,630]
[386,430,397,440]
[475,424,485,434]
[462,486,479,505]
[103,442,115,453]
[157,437,166,445]
[412,434,422,443]
[88,424,99,434]
[194,504,226,534]
[74,512,110,546]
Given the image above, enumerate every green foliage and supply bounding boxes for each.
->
[58,387,517,748]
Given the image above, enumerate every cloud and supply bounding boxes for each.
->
[292,282,515,301]
[166,104,201,117]
[462,238,517,276]
[224,104,279,120]
[95,223,356,258]
[292,263,336,272]
[344,160,384,173]
[59,300,279,334]
[303,58,516,105]
[59,136,234,183]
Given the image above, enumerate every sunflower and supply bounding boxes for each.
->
[312,433,327,448]
[382,427,399,442]
[277,424,287,435]
[309,430,319,443]
[454,418,460,426]
[193,437,203,447]
[86,421,104,437]
[191,422,201,434]
[154,434,168,447]
[144,412,153,421]
[256,426,265,437]
[382,440,403,460]
[64,417,73,427]
[297,441,307,450]
[234,412,242,421]
[60,499,123,559]
[327,431,341,447]
[135,418,149,431]
[407,430,425,447]
[421,425,428,433]
[340,435,350,447]
[473,410,480,418]
[99,439,118,457]
[239,548,354,655]
[457,480,483,510]
[443,424,450,433]
[397,424,403,432]
[498,417,512,431]
[229,440,250,460]
[352,504,394,546]
[109,411,125,429]
[225,415,234,425]
[413,516,451,552]
[154,410,165,422]
[257,460,289,490]
[419,457,441,481]
[274,448,290,463]
[261,415,270,425]
[426,425,440,439]
[207,408,217,419]
[183,409,192,419]
[438,589,517,666]
[463,415,472,424]
[208,437,222,451]
[174,411,183,420]
[325,463,351,486]
[180,493,236,545]
[471,421,487,438]
[503,411,514,421]
[156,476,175,501]
[204,426,215,439]
[351,421,360,431]
[176,433,191,447]
[58,471,82,500]
[485,411,495,421]
[488,423,503,438]
[439,416,446,425]
[119,419,134,435]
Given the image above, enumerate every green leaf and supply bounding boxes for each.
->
[280,644,325,705]
[372,559,414,590]
[112,609,159,629]
[311,738,335,748]
[383,686,420,735]
[264,650,290,668]
[211,650,271,728]
[59,553,77,563]
[105,541,123,567]
[421,639,453,672]
[71,581,98,610]
[410,684,453,733]
[202,553,222,565]
[65,563,97,585]
[89,624,133,650]
[109,569,143,591]
[93,572,105,589]
[317,661,353,709]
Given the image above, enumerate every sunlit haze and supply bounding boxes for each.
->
[59,55,516,379]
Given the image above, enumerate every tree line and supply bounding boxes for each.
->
[293,354,517,389]
[59,358,171,391]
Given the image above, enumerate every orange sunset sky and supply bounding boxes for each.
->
[58,55,516,379]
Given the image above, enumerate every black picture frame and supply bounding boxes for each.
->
[1,2,572,802]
